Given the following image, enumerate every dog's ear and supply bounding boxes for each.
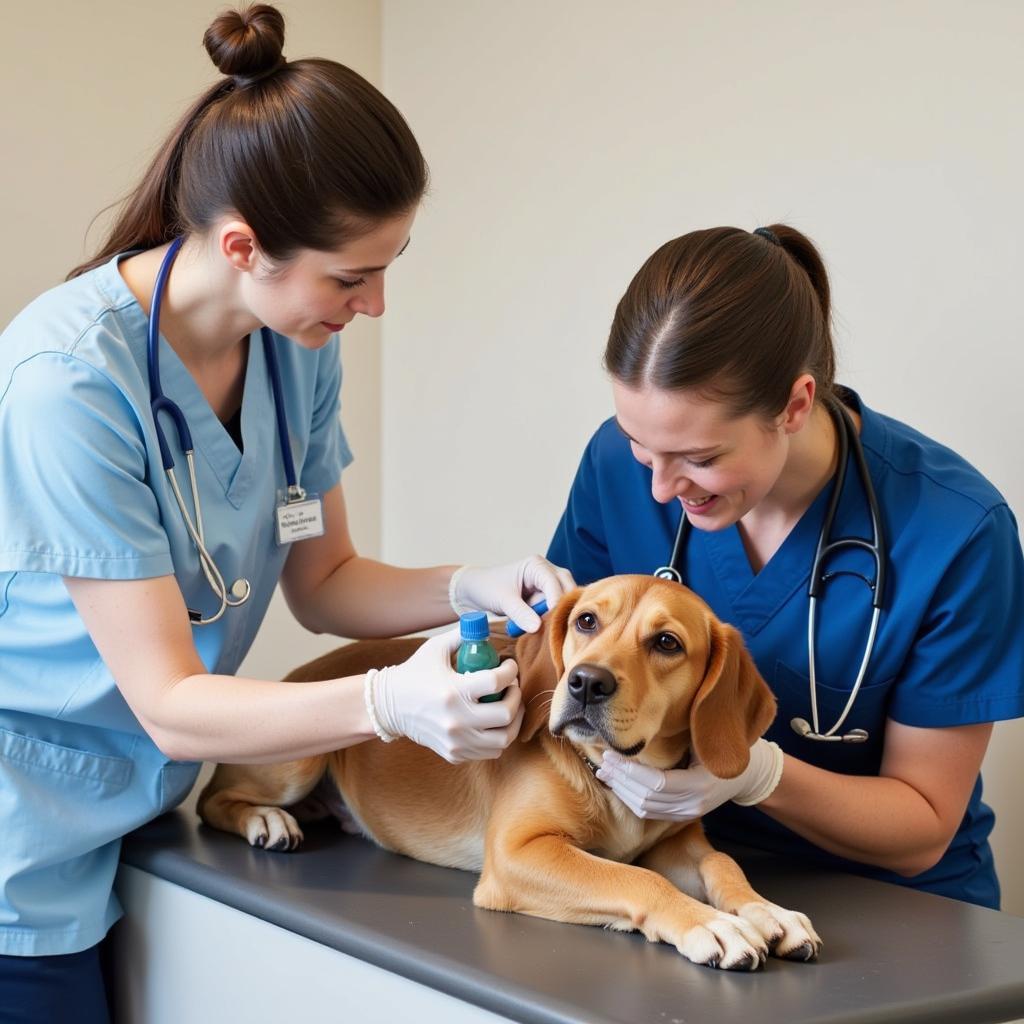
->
[689,616,776,779]
[510,587,583,742]
[546,586,583,678]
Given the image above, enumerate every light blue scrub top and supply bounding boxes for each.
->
[548,390,1024,908]
[0,253,353,955]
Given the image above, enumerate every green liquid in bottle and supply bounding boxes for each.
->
[457,612,505,703]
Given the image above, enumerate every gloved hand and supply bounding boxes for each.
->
[595,739,784,821]
[449,556,576,634]
[365,627,524,763]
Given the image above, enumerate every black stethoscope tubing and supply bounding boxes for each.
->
[655,395,887,742]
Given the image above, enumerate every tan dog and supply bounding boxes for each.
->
[199,575,820,970]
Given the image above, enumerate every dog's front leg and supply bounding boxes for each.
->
[474,828,769,970]
[198,757,328,852]
[638,824,821,961]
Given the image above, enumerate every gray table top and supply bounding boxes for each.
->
[120,790,1024,1024]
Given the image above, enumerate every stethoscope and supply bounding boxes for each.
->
[148,236,301,625]
[654,395,887,743]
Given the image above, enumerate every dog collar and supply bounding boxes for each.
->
[582,747,691,781]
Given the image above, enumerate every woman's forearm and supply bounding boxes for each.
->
[145,671,374,764]
[292,557,459,638]
[758,754,949,876]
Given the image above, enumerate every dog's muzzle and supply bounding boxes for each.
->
[551,663,645,757]
[551,662,616,737]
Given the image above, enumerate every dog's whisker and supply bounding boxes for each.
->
[527,689,556,707]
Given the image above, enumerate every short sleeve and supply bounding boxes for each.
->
[887,504,1024,726]
[0,353,173,578]
[299,338,354,498]
[547,431,615,584]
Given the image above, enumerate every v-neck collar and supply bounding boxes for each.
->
[155,331,267,508]
[699,390,878,636]
[703,483,832,636]
[98,253,271,509]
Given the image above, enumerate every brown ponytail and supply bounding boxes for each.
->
[69,4,427,278]
[604,224,837,418]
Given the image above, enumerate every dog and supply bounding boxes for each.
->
[199,575,820,970]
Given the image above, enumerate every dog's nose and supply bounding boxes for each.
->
[567,664,617,706]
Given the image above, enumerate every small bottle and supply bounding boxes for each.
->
[457,611,504,703]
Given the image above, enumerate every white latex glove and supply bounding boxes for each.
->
[364,627,524,764]
[449,556,576,634]
[595,739,784,821]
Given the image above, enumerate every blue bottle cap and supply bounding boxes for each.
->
[459,611,490,641]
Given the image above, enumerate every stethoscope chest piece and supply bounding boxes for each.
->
[790,717,869,743]
[653,566,682,583]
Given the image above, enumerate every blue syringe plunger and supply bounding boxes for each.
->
[506,599,550,638]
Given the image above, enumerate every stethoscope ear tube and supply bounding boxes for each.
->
[164,461,251,626]
[804,596,881,742]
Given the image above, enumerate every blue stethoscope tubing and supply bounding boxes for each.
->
[654,395,887,742]
[147,236,297,625]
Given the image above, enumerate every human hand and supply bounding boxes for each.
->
[365,628,524,763]
[449,555,575,634]
[595,739,784,820]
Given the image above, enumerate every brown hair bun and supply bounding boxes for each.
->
[68,1,426,279]
[203,4,285,79]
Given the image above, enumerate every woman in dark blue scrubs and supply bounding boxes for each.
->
[548,224,1024,908]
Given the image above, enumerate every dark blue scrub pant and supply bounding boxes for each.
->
[0,934,114,1023]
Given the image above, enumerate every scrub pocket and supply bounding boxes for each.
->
[772,661,892,772]
[0,725,135,950]
[0,726,133,794]
[157,761,202,815]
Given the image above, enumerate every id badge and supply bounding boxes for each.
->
[275,491,325,545]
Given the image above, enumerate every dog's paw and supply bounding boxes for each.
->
[736,900,821,961]
[675,912,769,971]
[241,805,304,852]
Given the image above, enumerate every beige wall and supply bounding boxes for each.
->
[380,1,1024,911]
[0,2,383,682]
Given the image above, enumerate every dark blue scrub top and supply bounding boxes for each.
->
[548,390,1024,908]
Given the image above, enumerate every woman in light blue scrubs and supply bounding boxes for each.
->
[0,7,572,1021]
[549,224,1024,910]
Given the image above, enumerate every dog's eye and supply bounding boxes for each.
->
[654,633,683,653]
[575,612,598,632]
